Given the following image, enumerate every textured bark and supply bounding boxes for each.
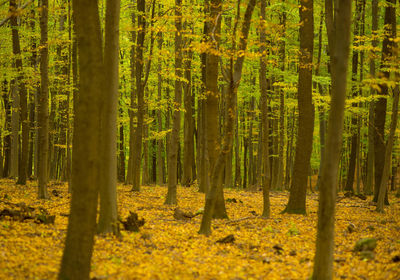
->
[312,0,352,279]
[37,0,49,199]
[165,0,183,205]
[58,0,104,277]
[283,0,314,214]
[97,0,120,235]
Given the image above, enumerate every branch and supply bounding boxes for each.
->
[0,0,33,27]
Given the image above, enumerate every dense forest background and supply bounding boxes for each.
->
[1,0,399,197]
[0,0,399,279]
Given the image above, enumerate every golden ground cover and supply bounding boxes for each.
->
[0,178,399,280]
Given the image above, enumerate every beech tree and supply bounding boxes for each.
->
[283,0,314,214]
[312,0,352,278]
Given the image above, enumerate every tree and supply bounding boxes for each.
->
[283,0,314,214]
[365,0,379,196]
[376,0,397,213]
[58,0,104,278]
[312,0,352,279]
[199,0,256,236]
[37,0,49,199]
[97,0,121,234]
[165,0,183,205]
[373,0,396,204]
[131,0,146,192]
[259,0,270,218]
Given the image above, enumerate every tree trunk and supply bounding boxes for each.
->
[156,16,164,186]
[373,0,395,204]
[260,0,270,218]
[37,0,49,199]
[283,0,314,214]
[126,4,136,185]
[345,0,362,193]
[9,0,29,185]
[199,0,256,235]
[165,0,183,205]
[131,0,146,192]
[312,0,352,278]
[365,0,378,196]
[376,0,397,212]
[182,48,194,187]
[97,0,120,235]
[58,0,104,277]
[9,80,19,179]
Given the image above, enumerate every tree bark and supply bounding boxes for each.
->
[97,0,120,235]
[165,0,183,204]
[283,0,314,214]
[376,0,397,212]
[37,0,49,199]
[131,0,146,192]
[58,0,104,277]
[260,0,270,218]
[199,0,256,235]
[373,0,395,204]
[312,0,352,279]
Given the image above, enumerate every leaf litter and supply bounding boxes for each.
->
[0,178,399,279]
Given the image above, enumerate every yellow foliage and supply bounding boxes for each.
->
[0,179,399,279]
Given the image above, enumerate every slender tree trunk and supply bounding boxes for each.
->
[376,0,397,212]
[9,0,29,185]
[118,106,126,182]
[315,12,325,190]
[58,0,104,277]
[2,81,11,178]
[345,0,362,193]
[283,0,314,214]
[126,3,136,185]
[97,0,120,235]
[165,0,183,204]
[131,0,146,192]
[364,0,379,195]
[260,0,270,218]
[9,80,19,179]
[37,0,49,199]
[373,0,394,204]
[182,49,194,187]
[199,0,256,235]
[312,0,352,278]
[156,16,164,186]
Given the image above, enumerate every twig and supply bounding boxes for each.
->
[0,0,33,28]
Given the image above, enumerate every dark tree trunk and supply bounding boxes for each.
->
[58,0,104,277]
[373,0,395,204]
[165,0,183,204]
[283,0,314,214]
[312,0,352,278]
[37,0,49,199]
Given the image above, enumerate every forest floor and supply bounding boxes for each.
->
[0,179,399,280]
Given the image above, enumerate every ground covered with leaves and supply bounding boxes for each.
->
[0,179,399,280]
